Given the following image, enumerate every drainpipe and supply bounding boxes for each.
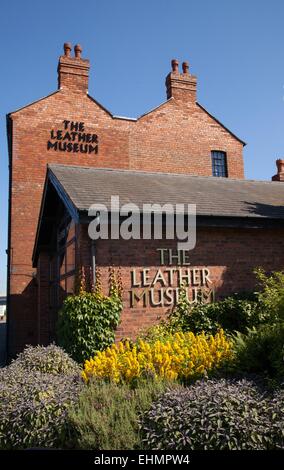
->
[91,241,96,287]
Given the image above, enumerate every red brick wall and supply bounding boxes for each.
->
[129,100,244,177]
[7,50,244,355]
[91,226,284,340]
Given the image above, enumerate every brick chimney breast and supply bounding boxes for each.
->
[272,159,284,181]
[166,58,197,101]
[58,42,90,93]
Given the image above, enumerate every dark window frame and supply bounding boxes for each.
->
[49,215,77,309]
[211,150,228,177]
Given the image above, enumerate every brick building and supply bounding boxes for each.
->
[6,43,284,356]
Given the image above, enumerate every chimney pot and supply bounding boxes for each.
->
[276,159,284,173]
[272,158,284,181]
[63,42,72,57]
[171,59,179,73]
[166,57,197,101]
[74,44,82,59]
[58,43,89,93]
[182,61,189,74]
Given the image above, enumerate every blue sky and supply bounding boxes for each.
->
[1,0,284,294]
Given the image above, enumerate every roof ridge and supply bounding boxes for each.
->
[48,164,275,184]
[8,90,60,115]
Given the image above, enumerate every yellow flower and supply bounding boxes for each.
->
[82,329,232,383]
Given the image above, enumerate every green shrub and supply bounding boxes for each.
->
[57,292,122,363]
[57,268,122,363]
[141,378,284,450]
[166,268,284,337]
[67,380,169,450]
[232,323,284,382]
[169,297,221,335]
[0,362,81,449]
[170,284,262,335]
[142,288,259,341]
[254,268,284,323]
[138,321,178,342]
[13,344,80,376]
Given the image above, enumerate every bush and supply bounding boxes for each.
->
[139,322,175,342]
[233,323,284,382]
[254,268,284,323]
[82,330,232,384]
[141,378,284,450]
[270,388,284,441]
[13,344,80,376]
[0,363,81,449]
[166,270,284,338]
[67,380,168,450]
[57,268,122,363]
[169,285,260,336]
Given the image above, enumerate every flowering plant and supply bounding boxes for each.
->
[82,329,232,384]
[57,267,123,363]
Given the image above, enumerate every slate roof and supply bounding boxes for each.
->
[48,164,284,220]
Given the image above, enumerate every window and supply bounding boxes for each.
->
[58,218,76,295]
[211,151,228,177]
[49,217,76,309]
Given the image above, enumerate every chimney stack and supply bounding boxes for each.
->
[272,159,284,182]
[166,59,197,102]
[58,43,90,93]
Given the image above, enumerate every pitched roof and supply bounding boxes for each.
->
[7,90,245,145]
[48,164,284,220]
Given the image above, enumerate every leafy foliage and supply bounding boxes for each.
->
[82,330,232,384]
[141,378,284,450]
[0,353,81,449]
[57,267,123,363]
[139,322,175,342]
[254,268,284,323]
[169,285,260,335]
[13,344,80,376]
[155,269,284,339]
[67,380,168,450]
[232,323,284,382]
